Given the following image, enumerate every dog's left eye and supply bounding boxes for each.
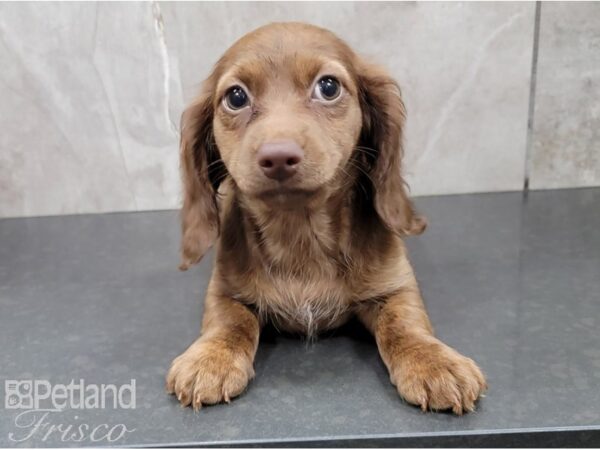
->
[224,86,249,111]
[312,76,342,102]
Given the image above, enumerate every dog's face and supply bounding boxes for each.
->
[178,23,425,269]
[211,25,362,200]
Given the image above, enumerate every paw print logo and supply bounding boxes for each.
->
[4,380,33,409]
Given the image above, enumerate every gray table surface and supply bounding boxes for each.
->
[1,188,599,447]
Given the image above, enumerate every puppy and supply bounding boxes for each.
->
[166,22,486,414]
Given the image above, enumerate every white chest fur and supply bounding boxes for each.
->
[241,271,353,336]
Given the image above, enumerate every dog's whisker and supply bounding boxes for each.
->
[206,158,225,170]
[354,145,378,156]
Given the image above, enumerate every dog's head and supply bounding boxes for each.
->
[179,22,426,269]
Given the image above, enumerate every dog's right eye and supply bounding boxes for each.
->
[312,76,342,102]
[224,86,249,111]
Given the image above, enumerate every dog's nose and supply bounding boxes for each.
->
[257,140,304,181]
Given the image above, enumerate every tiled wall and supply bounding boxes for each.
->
[529,2,600,190]
[0,2,597,218]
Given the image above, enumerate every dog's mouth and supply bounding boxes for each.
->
[256,186,320,200]
[240,166,333,204]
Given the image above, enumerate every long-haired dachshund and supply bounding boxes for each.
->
[166,22,486,414]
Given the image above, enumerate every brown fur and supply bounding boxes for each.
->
[166,22,486,414]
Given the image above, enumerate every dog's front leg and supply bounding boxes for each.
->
[166,279,260,410]
[357,284,487,414]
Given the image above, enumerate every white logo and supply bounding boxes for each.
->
[4,379,137,443]
[4,379,136,410]
[4,380,34,409]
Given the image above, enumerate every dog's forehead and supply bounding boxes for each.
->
[214,23,356,92]
[228,22,351,60]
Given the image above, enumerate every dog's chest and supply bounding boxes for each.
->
[238,265,354,336]
[221,201,362,334]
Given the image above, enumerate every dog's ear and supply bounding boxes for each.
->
[178,82,225,270]
[357,62,426,236]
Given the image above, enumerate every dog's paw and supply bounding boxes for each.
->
[389,337,487,415]
[166,339,254,410]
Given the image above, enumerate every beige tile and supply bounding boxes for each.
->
[0,2,182,217]
[530,2,600,190]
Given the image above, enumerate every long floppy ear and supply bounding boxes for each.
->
[357,62,426,236]
[178,84,225,270]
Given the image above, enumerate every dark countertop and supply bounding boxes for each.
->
[1,188,599,447]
